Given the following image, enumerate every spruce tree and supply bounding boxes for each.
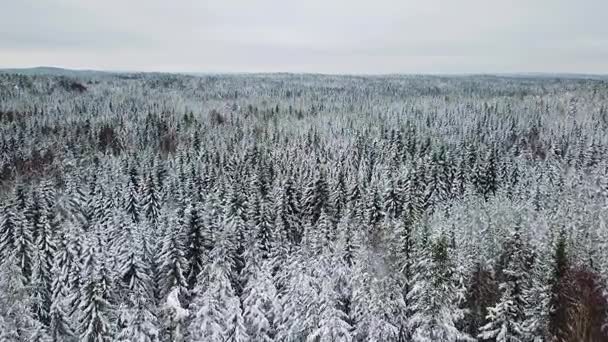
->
[188,256,249,342]
[142,174,161,226]
[303,170,329,226]
[407,236,472,341]
[478,230,530,342]
[0,190,22,259]
[125,167,141,223]
[48,230,76,342]
[78,247,113,342]
[242,261,277,341]
[157,216,188,300]
[0,254,42,341]
[184,203,206,291]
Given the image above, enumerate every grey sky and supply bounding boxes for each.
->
[1,0,607,74]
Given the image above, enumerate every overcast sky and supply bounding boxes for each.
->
[1,0,607,74]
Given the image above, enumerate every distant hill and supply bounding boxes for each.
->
[0,66,110,77]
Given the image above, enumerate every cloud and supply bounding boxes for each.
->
[0,0,606,73]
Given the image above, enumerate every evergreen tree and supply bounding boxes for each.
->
[274,176,302,247]
[125,167,141,223]
[307,282,353,342]
[188,257,248,342]
[478,230,530,342]
[0,189,24,259]
[142,174,161,226]
[0,255,42,341]
[548,230,570,341]
[161,287,189,342]
[242,261,277,341]
[249,190,274,260]
[522,257,551,342]
[330,169,349,224]
[31,210,56,326]
[303,170,329,226]
[157,216,188,300]
[48,229,76,341]
[116,297,159,342]
[275,258,321,341]
[383,174,403,219]
[78,247,113,342]
[118,222,153,300]
[353,271,401,342]
[407,236,472,341]
[183,203,206,291]
[14,203,35,282]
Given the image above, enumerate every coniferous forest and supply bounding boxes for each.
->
[1,72,608,341]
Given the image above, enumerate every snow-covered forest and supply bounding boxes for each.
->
[1,72,608,341]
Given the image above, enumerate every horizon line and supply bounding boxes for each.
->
[1,65,607,79]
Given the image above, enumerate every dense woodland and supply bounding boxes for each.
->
[1,72,608,341]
